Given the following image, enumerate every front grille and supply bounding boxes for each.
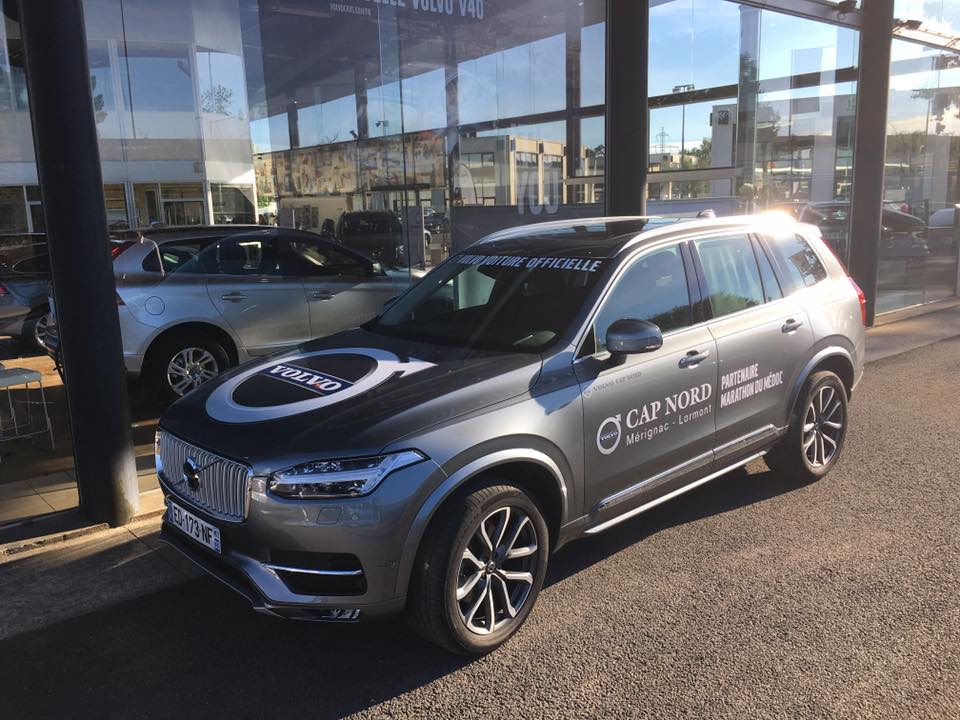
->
[157,430,251,522]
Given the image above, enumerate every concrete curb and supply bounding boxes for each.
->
[0,506,165,560]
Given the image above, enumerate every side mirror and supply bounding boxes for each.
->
[605,318,663,355]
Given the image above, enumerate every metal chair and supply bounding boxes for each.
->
[0,363,55,452]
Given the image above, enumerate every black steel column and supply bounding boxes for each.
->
[18,0,139,525]
[605,0,649,215]
[848,0,894,325]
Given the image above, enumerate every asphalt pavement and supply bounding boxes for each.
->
[2,338,959,719]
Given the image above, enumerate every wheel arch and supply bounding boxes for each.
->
[142,321,241,373]
[787,345,856,422]
[394,449,569,600]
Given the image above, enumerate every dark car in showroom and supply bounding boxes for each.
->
[0,247,51,351]
[155,214,865,654]
[773,201,929,261]
[334,210,430,269]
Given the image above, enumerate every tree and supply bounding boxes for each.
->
[201,84,235,116]
[90,75,106,124]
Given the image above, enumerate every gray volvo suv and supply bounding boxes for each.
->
[156,214,866,654]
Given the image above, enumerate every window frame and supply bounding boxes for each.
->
[575,239,700,360]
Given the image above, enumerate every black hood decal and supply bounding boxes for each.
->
[206,347,434,423]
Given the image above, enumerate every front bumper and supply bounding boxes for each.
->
[156,457,444,620]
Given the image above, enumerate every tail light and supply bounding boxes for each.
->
[110,241,134,259]
[0,283,7,297]
[849,277,867,326]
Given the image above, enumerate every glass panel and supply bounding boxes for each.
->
[880,40,960,313]
[133,183,161,227]
[646,2,859,235]
[211,184,255,224]
[0,186,26,233]
[104,184,128,230]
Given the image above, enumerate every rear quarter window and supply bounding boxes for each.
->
[771,233,828,289]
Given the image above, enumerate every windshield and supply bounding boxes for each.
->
[366,253,607,352]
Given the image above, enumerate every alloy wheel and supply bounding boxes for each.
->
[33,314,49,349]
[456,506,539,636]
[166,347,219,396]
[802,384,844,468]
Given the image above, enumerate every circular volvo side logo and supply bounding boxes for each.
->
[182,457,201,490]
[596,414,622,455]
[205,347,435,424]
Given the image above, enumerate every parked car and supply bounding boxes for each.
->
[334,210,430,269]
[772,202,929,261]
[926,207,959,255]
[155,213,865,654]
[47,225,418,398]
[0,253,51,350]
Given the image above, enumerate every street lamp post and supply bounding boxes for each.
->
[672,84,695,170]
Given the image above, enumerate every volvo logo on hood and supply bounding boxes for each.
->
[205,347,435,423]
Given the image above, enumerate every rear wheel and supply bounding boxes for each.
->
[766,370,848,483]
[146,331,231,399]
[406,481,549,655]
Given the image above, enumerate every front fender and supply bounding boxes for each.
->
[393,446,569,600]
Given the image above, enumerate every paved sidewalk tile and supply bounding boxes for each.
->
[0,516,195,641]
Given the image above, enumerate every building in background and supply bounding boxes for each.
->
[0,0,959,313]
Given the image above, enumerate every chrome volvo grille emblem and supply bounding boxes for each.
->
[182,457,201,490]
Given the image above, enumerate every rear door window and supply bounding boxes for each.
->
[197,235,281,276]
[692,234,765,317]
[142,239,218,273]
[281,236,370,278]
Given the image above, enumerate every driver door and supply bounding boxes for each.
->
[576,243,718,518]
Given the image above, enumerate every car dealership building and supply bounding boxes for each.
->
[1,0,960,523]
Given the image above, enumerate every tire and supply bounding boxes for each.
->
[765,370,848,483]
[19,313,48,353]
[145,330,231,400]
[406,481,550,655]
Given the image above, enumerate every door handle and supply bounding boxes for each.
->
[310,290,336,300]
[220,292,247,302]
[782,318,804,333]
[679,349,710,368]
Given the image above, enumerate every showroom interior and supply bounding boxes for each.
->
[1,0,959,525]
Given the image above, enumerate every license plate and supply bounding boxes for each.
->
[167,500,221,554]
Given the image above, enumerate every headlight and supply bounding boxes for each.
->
[267,451,426,499]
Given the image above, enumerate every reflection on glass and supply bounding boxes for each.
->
[879,40,960,313]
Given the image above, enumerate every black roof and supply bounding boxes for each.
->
[473,217,679,259]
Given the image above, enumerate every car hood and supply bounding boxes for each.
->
[160,328,542,474]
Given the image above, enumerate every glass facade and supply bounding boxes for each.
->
[879,38,960,312]
[244,0,606,270]
[2,0,960,525]
[648,2,860,262]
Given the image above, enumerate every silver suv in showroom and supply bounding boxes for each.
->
[48,226,414,397]
[156,214,866,654]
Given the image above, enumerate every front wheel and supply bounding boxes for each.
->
[765,370,848,483]
[146,331,231,400]
[406,481,549,655]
